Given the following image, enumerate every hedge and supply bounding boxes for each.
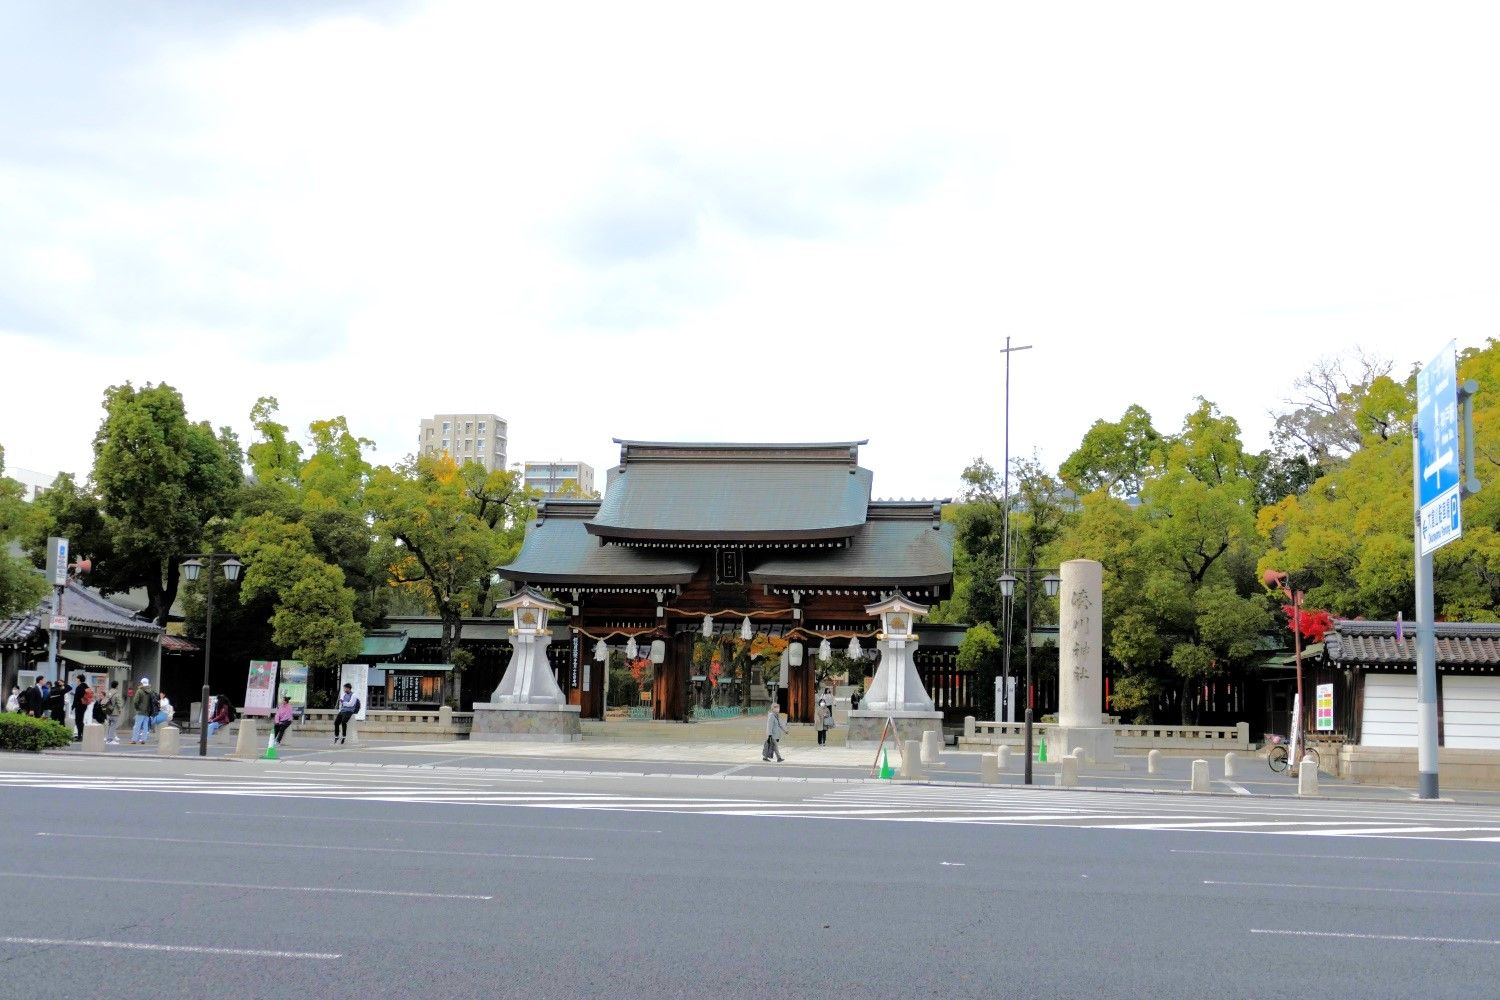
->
[0,713,74,752]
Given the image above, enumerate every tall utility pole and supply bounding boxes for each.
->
[998,339,1032,723]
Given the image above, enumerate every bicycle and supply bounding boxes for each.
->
[1266,737,1320,774]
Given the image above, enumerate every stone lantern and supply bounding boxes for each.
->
[846,591,943,747]
[472,585,582,742]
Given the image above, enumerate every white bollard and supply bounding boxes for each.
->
[156,725,181,756]
[996,745,1010,770]
[345,718,361,746]
[1059,754,1080,787]
[921,730,942,764]
[964,715,976,739]
[1224,752,1238,778]
[1148,749,1162,774]
[980,753,999,784]
[438,705,453,729]
[1072,746,1089,764]
[900,739,924,779]
[82,722,105,753]
[1190,758,1210,793]
[1298,755,1320,796]
[232,718,260,758]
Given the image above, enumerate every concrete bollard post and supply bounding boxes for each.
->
[996,745,1010,770]
[1072,746,1089,764]
[232,718,259,759]
[980,753,999,784]
[921,730,942,764]
[1148,749,1162,774]
[439,705,453,730]
[82,722,106,753]
[1059,754,1079,787]
[1298,755,1319,796]
[156,725,181,756]
[345,718,361,746]
[1224,752,1238,778]
[1190,758,1210,792]
[964,716,976,739]
[900,739,924,779]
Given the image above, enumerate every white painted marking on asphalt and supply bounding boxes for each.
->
[1173,848,1500,866]
[183,811,664,833]
[1220,781,1252,796]
[1251,929,1500,946]
[0,936,339,959]
[1208,879,1500,897]
[1285,826,1500,837]
[711,765,752,777]
[0,871,492,900]
[1092,821,1353,831]
[939,861,966,867]
[35,832,592,862]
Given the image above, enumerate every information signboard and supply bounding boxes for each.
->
[1416,341,1462,555]
[1315,682,1334,732]
[244,660,277,717]
[277,660,308,709]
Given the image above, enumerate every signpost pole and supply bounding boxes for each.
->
[1412,422,1441,799]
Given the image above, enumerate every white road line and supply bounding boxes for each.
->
[182,810,664,833]
[1172,849,1500,866]
[1220,781,1252,795]
[1251,929,1500,946]
[35,832,592,862]
[1207,879,1500,898]
[1284,826,1500,837]
[0,936,339,959]
[0,871,491,900]
[1091,821,1353,831]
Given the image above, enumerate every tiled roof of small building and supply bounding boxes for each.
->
[1329,620,1500,668]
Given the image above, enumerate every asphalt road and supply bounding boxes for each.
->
[1,753,1498,999]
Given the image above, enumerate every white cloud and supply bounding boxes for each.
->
[3,1,1499,500]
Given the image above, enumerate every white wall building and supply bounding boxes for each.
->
[418,414,508,472]
[523,460,595,497]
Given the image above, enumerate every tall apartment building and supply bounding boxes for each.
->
[417,413,508,472]
[523,460,595,498]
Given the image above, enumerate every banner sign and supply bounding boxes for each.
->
[340,663,370,721]
[1315,682,1334,732]
[277,660,308,709]
[244,660,278,717]
[1416,341,1462,555]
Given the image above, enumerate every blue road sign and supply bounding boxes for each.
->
[1416,340,1461,555]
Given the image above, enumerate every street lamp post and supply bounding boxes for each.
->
[180,554,243,758]
[998,567,1062,785]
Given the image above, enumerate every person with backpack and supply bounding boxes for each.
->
[71,673,93,741]
[333,683,360,745]
[130,678,154,744]
[100,680,123,745]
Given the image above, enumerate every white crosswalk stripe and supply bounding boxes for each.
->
[3,771,1500,841]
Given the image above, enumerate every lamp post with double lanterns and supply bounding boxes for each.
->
[180,554,243,758]
[998,567,1061,785]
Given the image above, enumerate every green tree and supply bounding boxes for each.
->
[0,446,47,618]
[368,455,533,701]
[88,383,243,624]
[1059,404,1162,499]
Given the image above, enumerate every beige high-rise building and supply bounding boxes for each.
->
[418,413,508,472]
[523,460,595,497]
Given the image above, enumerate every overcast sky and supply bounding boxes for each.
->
[3,2,1498,499]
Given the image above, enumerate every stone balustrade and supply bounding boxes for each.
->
[203,709,473,742]
[960,720,1250,752]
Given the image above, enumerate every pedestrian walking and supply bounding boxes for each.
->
[101,681,123,745]
[207,696,232,738]
[273,695,294,745]
[129,678,154,744]
[815,687,834,746]
[71,673,92,741]
[333,683,360,744]
[763,704,786,763]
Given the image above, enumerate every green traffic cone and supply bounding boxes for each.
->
[263,732,278,761]
[1038,734,1047,763]
[880,748,894,780]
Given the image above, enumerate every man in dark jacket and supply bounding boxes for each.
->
[19,677,42,717]
[46,680,66,723]
[71,673,91,740]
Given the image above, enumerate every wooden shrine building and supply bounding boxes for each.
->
[496,440,954,723]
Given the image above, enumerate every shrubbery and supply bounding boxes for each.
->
[0,713,74,752]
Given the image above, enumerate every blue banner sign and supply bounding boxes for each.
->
[1416,340,1461,555]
